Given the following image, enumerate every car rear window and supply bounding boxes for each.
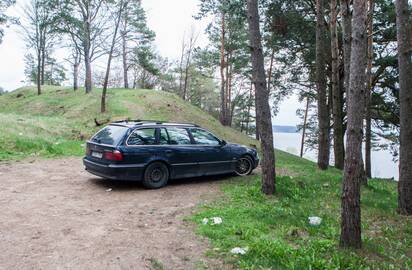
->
[91,125,128,146]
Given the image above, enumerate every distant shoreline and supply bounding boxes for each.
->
[273,125,298,133]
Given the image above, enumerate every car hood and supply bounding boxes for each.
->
[228,143,257,152]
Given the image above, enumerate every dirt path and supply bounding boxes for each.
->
[0,158,228,270]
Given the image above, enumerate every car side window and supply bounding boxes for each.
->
[127,128,156,145]
[159,128,169,145]
[190,128,220,146]
[166,127,191,145]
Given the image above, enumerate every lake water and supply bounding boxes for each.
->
[274,132,399,180]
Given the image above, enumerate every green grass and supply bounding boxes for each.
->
[192,151,412,270]
[0,86,256,160]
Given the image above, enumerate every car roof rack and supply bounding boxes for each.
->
[111,119,200,127]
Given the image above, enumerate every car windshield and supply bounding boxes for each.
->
[91,125,128,146]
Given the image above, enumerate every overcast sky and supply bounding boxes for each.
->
[0,0,302,126]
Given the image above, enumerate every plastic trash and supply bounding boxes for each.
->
[230,247,248,255]
[211,217,222,225]
[106,188,112,192]
[308,216,322,226]
[202,218,209,225]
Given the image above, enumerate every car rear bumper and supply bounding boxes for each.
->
[83,158,145,181]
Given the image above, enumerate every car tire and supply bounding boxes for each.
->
[142,162,169,189]
[234,156,253,176]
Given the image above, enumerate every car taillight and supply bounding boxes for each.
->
[104,150,123,161]
[86,145,91,155]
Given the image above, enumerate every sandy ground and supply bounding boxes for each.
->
[0,157,229,270]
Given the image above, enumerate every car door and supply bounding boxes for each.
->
[188,128,233,175]
[165,127,201,179]
[121,127,158,166]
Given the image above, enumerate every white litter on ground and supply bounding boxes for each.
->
[106,188,112,192]
[230,247,249,255]
[308,216,322,226]
[201,216,223,225]
[211,217,222,225]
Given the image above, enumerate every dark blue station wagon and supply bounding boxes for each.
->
[83,120,259,188]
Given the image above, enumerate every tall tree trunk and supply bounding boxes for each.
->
[183,62,190,101]
[340,0,367,249]
[341,0,352,96]
[121,4,129,89]
[73,61,79,91]
[395,0,412,215]
[316,0,330,170]
[331,0,345,170]
[247,0,276,195]
[122,25,129,88]
[84,47,92,93]
[183,43,193,101]
[245,81,253,135]
[178,37,185,97]
[40,41,45,85]
[36,47,41,95]
[84,19,92,94]
[101,0,124,113]
[300,97,310,158]
[226,54,233,125]
[365,0,374,178]
[255,86,260,141]
[267,46,275,92]
[219,11,227,126]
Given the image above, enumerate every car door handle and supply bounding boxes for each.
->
[165,150,173,154]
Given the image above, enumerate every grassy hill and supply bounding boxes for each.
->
[0,86,256,160]
[1,85,410,269]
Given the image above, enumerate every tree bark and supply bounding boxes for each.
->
[331,0,345,170]
[40,39,45,85]
[36,47,41,95]
[245,81,253,135]
[121,6,129,89]
[226,53,232,125]
[255,86,260,141]
[267,46,275,92]
[83,16,92,94]
[219,11,228,126]
[101,0,124,113]
[122,16,129,89]
[365,0,374,179]
[73,61,79,91]
[300,97,310,158]
[341,0,352,97]
[395,0,412,215]
[340,0,367,249]
[316,0,330,170]
[178,36,185,97]
[84,42,92,93]
[246,0,276,195]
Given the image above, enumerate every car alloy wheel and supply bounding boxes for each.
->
[235,156,253,176]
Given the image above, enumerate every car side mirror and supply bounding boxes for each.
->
[220,140,227,146]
